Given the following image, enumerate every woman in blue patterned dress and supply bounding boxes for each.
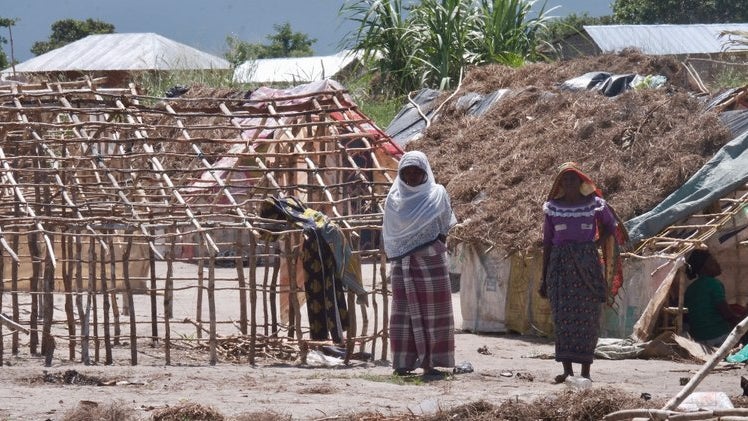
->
[539,162,620,384]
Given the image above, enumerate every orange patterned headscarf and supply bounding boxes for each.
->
[547,161,602,200]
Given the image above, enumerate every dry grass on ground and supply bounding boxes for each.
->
[59,388,673,421]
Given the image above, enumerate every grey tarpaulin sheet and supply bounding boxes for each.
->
[384,88,440,148]
[721,109,748,138]
[625,128,748,244]
[385,88,511,148]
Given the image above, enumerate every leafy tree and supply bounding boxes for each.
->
[612,0,748,24]
[30,18,115,56]
[544,13,615,41]
[224,22,315,65]
[0,17,18,69]
[224,35,266,67]
[264,22,316,58]
[341,0,553,95]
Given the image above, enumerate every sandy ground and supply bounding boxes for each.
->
[0,263,746,420]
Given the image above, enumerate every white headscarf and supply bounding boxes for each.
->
[383,151,456,259]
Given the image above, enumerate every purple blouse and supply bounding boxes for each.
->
[542,196,617,247]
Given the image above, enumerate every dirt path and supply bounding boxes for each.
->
[0,263,745,420]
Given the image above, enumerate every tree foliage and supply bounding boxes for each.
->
[224,22,315,66]
[30,18,115,56]
[264,22,316,58]
[341,0,553,95]
[0,17,18,69]
[612,0,748,24]
[545,13,615,41]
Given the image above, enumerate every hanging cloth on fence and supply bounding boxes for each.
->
[260,196,366,343]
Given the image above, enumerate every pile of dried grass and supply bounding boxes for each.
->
[334,388,665,421]
[62,400,138,421]
[409,51,732,252]
[151,402,225,421]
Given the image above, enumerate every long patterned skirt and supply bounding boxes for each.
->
[302,230,348,344]
[389,241,455,371]
[546,242,606,364]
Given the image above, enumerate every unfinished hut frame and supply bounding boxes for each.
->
[628,178,748,340]
[0,77,402,366]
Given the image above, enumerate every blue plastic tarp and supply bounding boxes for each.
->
[625,128,748,244]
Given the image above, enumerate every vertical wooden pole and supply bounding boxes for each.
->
[10,229,19,355]
[370,251,379,359]
[236,232,247,335]
[122,230,137,365]
[148,224,158,345]
[42,240,55,367]
[195,233,204,339]
[208,250,217,365]
[100,239,112,365]
[62,232,76,360]
[76,233,88,365]
[89,236,99,364]
[676,268,686,335]
[270,246,279,336]
[27,231,40,355]
[351,233,367,354]
[108,236,121,346]
[345,279,356,365]
[164,229,177,365]
[379,232,389,361]
[261,242,271,337]
[248,233,257,365]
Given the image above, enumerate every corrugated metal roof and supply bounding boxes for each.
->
[233,50,362,83]
[584,24,748,55]
[3,33,230,73]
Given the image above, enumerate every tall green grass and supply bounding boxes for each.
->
[132,69,241,97]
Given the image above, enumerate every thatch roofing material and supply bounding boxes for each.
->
[405,52,735,253]
[2,33,230,74]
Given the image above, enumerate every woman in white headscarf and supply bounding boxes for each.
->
[383,151,457,377]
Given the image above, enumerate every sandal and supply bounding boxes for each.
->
[393,368,411,376]
[423,368,446,379]
[553,374,569,384]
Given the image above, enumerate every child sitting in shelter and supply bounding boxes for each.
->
[684,249,747,347]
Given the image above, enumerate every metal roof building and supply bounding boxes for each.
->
[233,50,363,84]
[2,32,230,74]
[584,23,748,55]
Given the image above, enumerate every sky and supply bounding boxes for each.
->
[1,0,612,63]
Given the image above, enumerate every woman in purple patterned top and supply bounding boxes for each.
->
[539,162,619,384]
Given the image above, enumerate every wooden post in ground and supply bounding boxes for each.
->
[261,241,271,337]
[89,236,99,364]
[379,233,389,361]
[122,231,137,365]
[100,239,112,365]
[207,244,217,365]
[248,232,257,365]
[236,232,247,335]
[108,236,121,346]
[62,233,75,360]
[148,226,159,346]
